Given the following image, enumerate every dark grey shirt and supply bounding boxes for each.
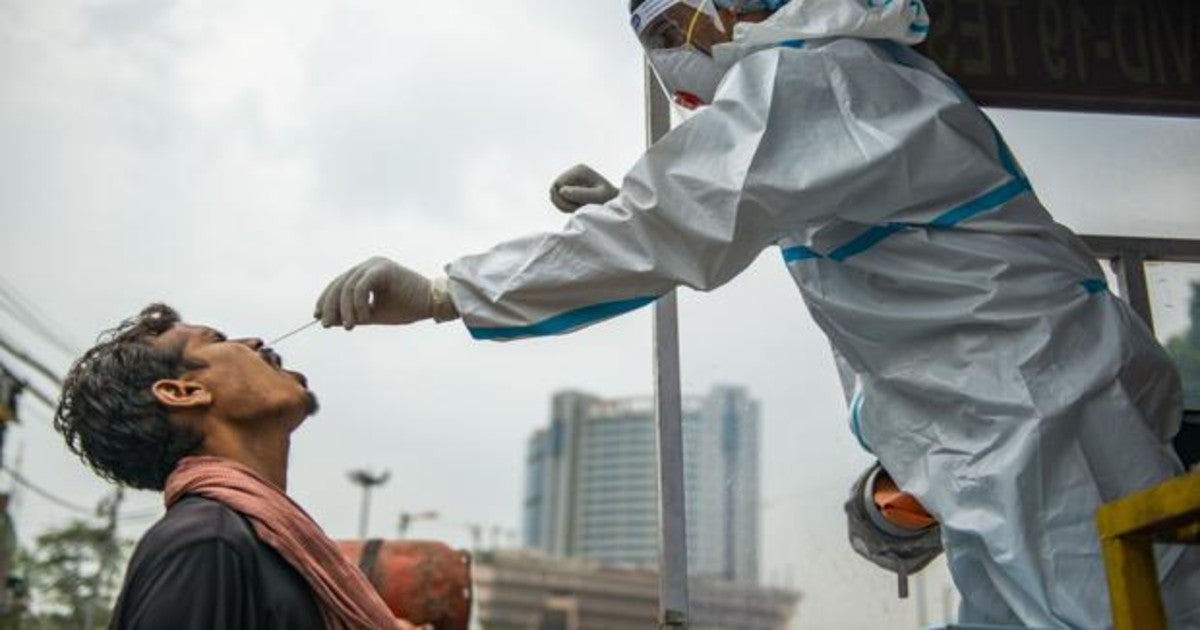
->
[110,495,324,629]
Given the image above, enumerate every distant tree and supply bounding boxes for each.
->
[14,514,130,630]
[1165,281,1200,410]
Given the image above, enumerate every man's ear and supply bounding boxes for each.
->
[151,379,212,410]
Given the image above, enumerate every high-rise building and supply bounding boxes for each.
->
[522,386,760,583]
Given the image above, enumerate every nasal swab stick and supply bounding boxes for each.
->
[268,319,319,346]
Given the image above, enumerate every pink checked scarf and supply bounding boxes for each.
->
[164,456,404,630]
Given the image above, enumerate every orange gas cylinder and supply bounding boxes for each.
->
[337,539,471,630]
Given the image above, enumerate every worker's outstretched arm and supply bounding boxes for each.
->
[443,45,1008,340]
[316,42,1010,336]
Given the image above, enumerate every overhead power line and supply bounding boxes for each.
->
[115,508,163,522]
[2,465,93,515]
[0,466,160,522]
[0,355,59,416]
[0,377,58,420]
[0,275,83,358]
[0,335,64,387]
[15,380,57,412]
[0,298,79,360]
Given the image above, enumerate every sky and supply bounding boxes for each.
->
[1,1,1198,628]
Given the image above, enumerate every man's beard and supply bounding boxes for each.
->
[303,391,320,417]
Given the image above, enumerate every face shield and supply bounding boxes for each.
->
[633,0,731,55]
[631,0,735,109]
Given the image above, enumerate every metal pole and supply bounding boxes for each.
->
[646,61,690,629]
[359,486,372,539]
[348,469,390,539]
[1112,253,1155,330]
[398,510,438,539]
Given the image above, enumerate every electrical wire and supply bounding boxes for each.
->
[0,334,64,386]
[116,508,162,522]
[0,371,58,413]
[0,466,160,522]
[0,275,83,358]
[0,350,59,421]
[0,338,64,415]
[0,282,82,419]
[0,295,79,359]
[1,465,94,516]
[15,381,56,412]
[2,406,164,523]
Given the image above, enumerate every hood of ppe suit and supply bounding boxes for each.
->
[640,0,929,109]
[713,0,929,65]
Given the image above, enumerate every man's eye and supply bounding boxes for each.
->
[211,332,227,342]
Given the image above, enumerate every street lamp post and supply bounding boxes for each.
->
[348,469,391,539]
[397,510,439,539]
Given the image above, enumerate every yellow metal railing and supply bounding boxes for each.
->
[1096,471,1200,630]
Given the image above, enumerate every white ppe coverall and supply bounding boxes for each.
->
[444,1,1200,626]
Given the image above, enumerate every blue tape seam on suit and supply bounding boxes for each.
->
[780,176,1032,264]
[469,296,657,340]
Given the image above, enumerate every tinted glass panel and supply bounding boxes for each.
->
[1147,262,1200,411]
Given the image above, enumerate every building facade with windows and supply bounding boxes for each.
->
[522,386,760,583]
[473,550,798,630]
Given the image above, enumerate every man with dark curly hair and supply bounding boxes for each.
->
[56,304,423,629]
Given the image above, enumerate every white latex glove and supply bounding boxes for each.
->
[314,257,458,330]
[549,164,618,213]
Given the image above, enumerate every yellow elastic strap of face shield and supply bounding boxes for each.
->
[684,0,714,47]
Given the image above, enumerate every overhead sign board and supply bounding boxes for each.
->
[916,0,1198,116]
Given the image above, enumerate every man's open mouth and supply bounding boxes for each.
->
[287,370,309,388]
[262,348,308,388]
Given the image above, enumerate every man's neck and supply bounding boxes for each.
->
[241,437,291,491]
[200,425,292,491]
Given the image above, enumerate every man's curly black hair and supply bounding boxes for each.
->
[55,303,206,491]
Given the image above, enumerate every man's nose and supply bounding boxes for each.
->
[236,337,265,350]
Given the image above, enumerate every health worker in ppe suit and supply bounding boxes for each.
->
[314,0,1200,626]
